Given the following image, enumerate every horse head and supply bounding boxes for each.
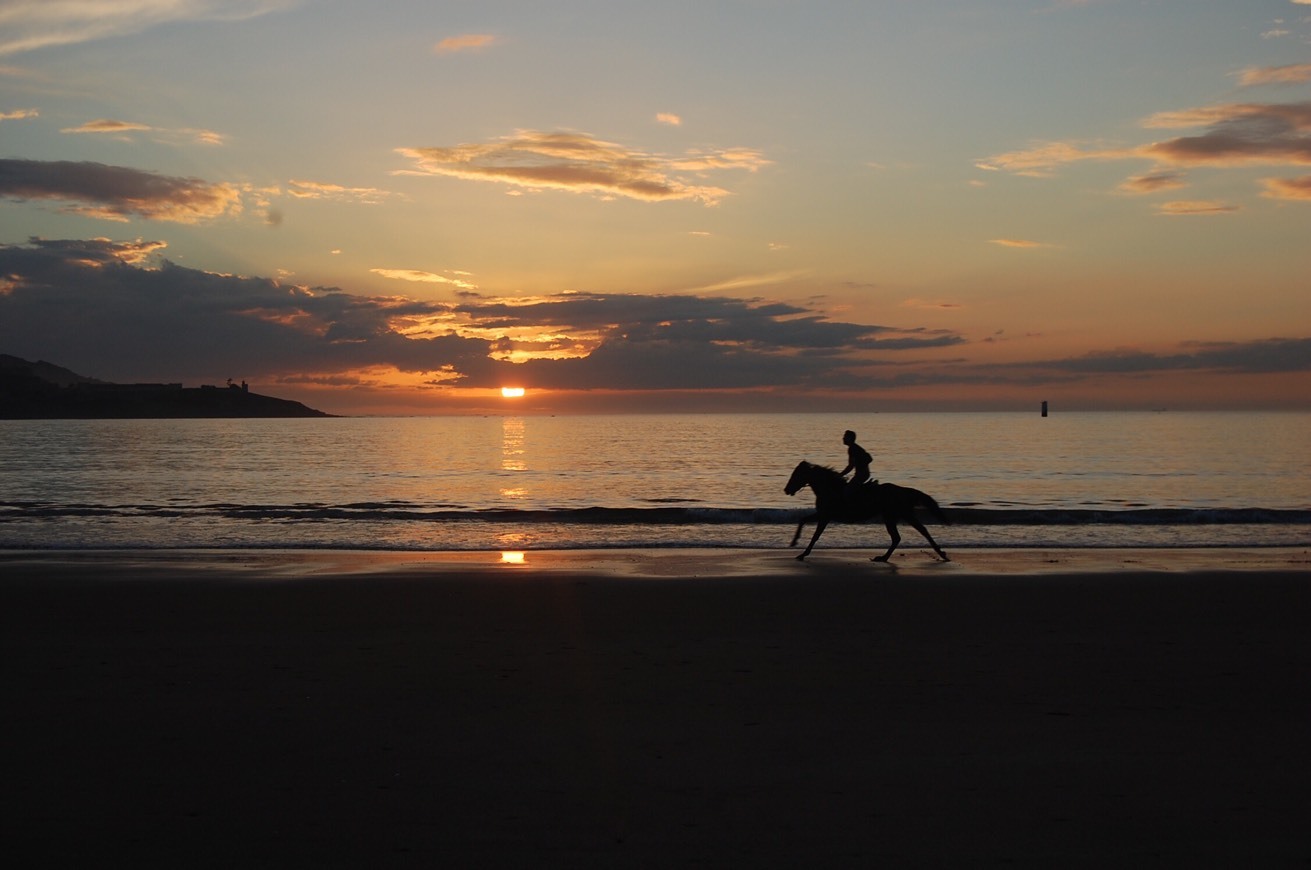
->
[784,460,812,496]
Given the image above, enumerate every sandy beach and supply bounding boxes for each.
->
[4,548,1309,867]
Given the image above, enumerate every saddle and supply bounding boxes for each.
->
[841,479,879,506]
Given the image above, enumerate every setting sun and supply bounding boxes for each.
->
[501,387,526,398]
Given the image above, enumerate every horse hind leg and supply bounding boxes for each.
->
[873,521,901,562]
[908,517,950,561]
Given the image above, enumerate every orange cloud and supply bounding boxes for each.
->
[397,130,768,205]
[434,34,497,53]
[1237,63,1311,86]
[1261,175,1311,200]
[62,118,151,135]
[61,117,225,145]
[1156,200,1239,216]
[656,112,682,126]
[975,141,1130,175]
[1119,171,1188,193]
[989,238,1052,248]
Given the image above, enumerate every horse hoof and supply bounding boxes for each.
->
[795,554,807,562]
[872,556,890,563]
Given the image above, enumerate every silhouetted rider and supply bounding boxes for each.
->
[840,430,873,493]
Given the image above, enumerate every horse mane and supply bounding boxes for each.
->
[804,462,846,483]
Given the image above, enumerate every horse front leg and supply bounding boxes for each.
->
[789,513,816,548]
[797,518,828,560]
[873,521,901,562]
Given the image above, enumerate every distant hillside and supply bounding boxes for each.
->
[0,355,334,419]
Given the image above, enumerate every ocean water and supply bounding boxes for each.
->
[1,412,1308,552]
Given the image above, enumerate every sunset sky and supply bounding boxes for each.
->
[2,0,1309,414]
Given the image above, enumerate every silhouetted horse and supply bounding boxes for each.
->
[784,461,950,562]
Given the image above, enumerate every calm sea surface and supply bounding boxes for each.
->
[2,412,1308,552]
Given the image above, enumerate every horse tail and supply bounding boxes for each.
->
[915,490,951,525]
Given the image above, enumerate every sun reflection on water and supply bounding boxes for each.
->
[501,417,525,472]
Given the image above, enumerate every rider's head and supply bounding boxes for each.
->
[843,430,856,445]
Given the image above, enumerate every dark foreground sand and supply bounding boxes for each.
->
[4,548,1309,868]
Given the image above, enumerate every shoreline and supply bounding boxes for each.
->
[5,548,1309,866]
[3,544,1309,580]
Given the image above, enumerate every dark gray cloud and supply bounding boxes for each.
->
[1143,102,1311,166]
[0,237,964,394]
[0,159,241,223]
[986,339,1311,378]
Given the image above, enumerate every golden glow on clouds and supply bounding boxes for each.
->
[286,179,390,203]
[62,118,151,135]
[371,268,477,289]
[59,117,226,145]
[396,130,768,205]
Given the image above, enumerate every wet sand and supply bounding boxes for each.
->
[4,548,1310,867]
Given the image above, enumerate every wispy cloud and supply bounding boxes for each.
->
[1156,200,1239,216]
[975,141,1131,176]
[0,0,298,56]
[1,107,38,122]
[981,97,1311,209]
[1119,171,1188,194]
[61,117,226,145]
[989,238,1052,249]
[371,268,477,290]
[1236,63,1311,87]
[396,130,769,205]
[1261,175,1311,200]
[902,298,963,311]
[62,118,151,135]
[434,33,498,54]
[656,113,682,126]
[0,159,242,223]
[286,179,391,204]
